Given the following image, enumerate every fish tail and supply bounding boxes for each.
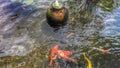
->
[49,59,53,66]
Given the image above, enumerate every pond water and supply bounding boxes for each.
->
[0,0,120,68]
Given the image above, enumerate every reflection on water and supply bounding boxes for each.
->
[0,0,120,68]
[0,0,37,57]
[101,7,120,37]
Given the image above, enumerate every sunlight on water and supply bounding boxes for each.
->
[11,0,35,5]
[101,7,120,37]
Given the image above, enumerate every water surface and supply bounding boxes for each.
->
[0,0,120,68]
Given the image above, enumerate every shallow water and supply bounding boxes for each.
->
[0,0,120,68]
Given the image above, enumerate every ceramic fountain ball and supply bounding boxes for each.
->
[46,0,68,28]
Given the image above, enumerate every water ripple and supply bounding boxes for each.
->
[101,7,120,37]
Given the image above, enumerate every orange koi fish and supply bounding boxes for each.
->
[57,50,78,64]
[49,45,58,66]
[93,47,110,54]
[49,45,78,66]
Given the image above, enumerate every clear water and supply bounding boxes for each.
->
[0,0,120,68]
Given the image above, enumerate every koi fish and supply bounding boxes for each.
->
[83,53,92,68]
[49,45,78,66]
[57,50,78,64]
[93,47,110,54]
[49,45,58,66]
